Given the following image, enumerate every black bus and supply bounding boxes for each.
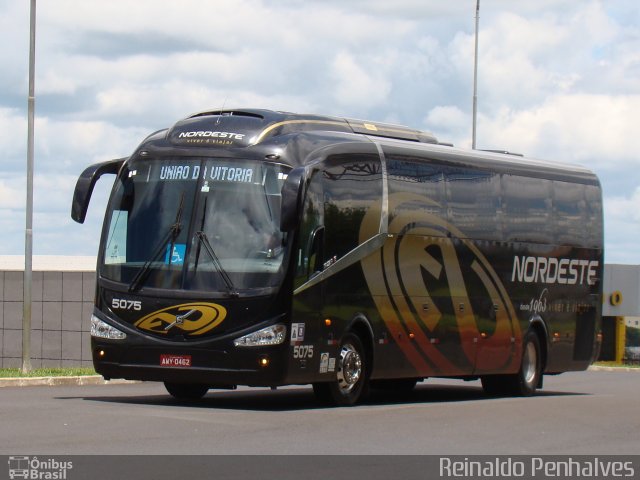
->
[72,109,603,405]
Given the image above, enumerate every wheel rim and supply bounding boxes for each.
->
[337,342,362,394]
[522,341,538,386]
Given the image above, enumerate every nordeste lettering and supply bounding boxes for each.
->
[511,256,599,286]
[178,131,245,140]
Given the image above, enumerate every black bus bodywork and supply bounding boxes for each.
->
[72,109,603,405]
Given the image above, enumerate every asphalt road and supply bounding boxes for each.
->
[0,370,637,455]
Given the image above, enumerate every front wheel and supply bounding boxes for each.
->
[313,333,369,406]
[164,382,209,400]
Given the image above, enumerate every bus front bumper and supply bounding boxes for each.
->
[91,339,289,387]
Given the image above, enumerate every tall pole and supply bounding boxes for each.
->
[472,0,480,149]
[23,0,36,374]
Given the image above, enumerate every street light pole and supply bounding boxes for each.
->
[23,0,36,374]
[472,0,480,149]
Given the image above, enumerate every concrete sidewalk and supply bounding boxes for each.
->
[0,375,137,387]
[587,364,640,373]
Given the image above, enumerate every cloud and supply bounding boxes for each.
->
[34,116,153,168]
[423,105,470,145]
[0,108,27,160]
[450,2,638,114]
[604,187,640,264]
[0,177,24,210]
[329,52,392,109]
[4,172,113,256]
[477,94,640,168]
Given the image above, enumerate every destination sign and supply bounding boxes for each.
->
[156,164,255,184]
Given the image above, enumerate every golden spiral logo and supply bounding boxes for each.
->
[134,302,226,336]
[359,192,521,376]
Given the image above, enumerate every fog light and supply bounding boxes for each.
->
[259,356,270,368]
[98,349,106,358]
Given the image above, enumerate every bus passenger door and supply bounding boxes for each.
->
[289,171,324,380]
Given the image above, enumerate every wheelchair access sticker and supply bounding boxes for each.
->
[165,244,186,265]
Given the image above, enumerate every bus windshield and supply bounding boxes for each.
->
[101,157,289,293]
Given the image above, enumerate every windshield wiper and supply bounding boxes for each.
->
[128,193,185,293]
[194,231,239,297]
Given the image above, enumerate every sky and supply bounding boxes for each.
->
[1,0,639,264]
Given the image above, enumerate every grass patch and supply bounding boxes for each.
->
[0,367,97,378]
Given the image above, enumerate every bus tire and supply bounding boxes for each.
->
[481,330,542,397]
[313,332,369,406]
[164,382,209,400]
[513,329,542,396]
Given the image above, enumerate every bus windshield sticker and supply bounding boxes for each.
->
[104,210,127,264]
[291,323,305,343]
[165,244,186,265]
[319,353,329,373]
[328,357,336,372]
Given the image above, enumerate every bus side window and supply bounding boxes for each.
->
[446,168,500,241]
[502,174,553,244]
[553,180,587,248]
[323,156,382,260]
[385,154,446,234]
[584,184,603,249]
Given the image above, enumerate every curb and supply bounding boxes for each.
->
[0,375,139,388]
[588,365,640,373]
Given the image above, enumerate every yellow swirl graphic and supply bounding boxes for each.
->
[134,302,226,336]
[359,192,521,376]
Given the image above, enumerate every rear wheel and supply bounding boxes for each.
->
[313,333,369,406]
[515,330,542,396]
[164,382,209,400]
[481,330,542,397]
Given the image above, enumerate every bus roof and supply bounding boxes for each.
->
[373,136,598,185]
[137,108,598,185]
[161,108,439,147]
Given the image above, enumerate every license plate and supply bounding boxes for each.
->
[160,354,192,367]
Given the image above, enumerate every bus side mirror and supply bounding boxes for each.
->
[71,158,125,224]
[280,167,306,232]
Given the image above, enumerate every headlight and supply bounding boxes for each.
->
[91,315,127,340]
[234,324,286,347]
